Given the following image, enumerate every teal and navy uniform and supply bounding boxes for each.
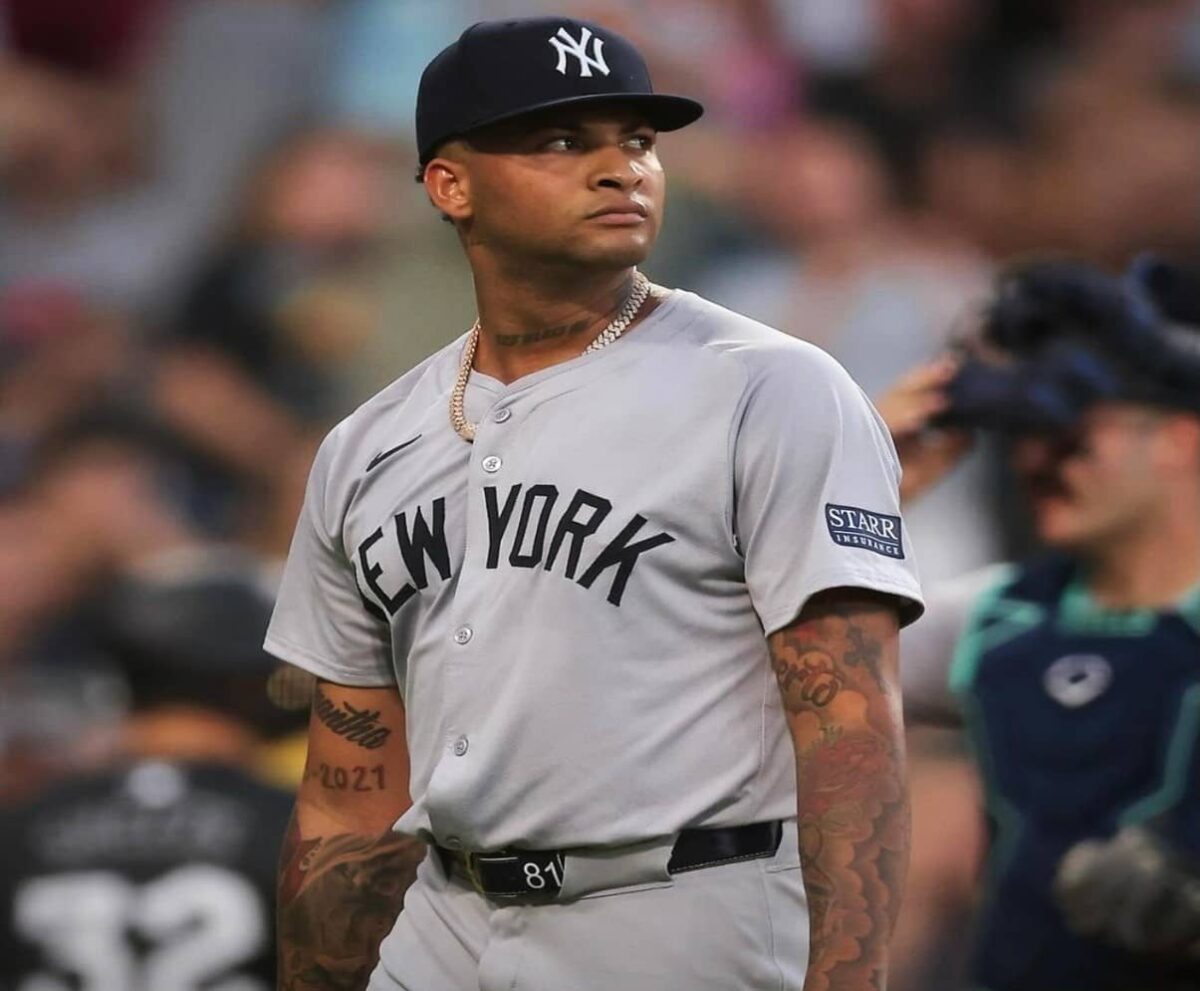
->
[946,557,1200,990]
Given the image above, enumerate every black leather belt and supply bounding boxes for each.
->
[436,820,783,900]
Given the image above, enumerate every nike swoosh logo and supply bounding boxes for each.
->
[366,435,422,472]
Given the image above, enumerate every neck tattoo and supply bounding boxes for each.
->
[449,271,652,443]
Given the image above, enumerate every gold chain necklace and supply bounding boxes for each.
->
[449,271,652,443]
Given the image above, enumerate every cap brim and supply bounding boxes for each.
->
[422,93,704,163]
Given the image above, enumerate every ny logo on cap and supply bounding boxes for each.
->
[549,26,610,78]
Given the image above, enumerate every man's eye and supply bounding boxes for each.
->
[544,136,578,151]
[627,133,656,151]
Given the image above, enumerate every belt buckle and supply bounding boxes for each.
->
[461,852,487,895]
[476,849,565,900]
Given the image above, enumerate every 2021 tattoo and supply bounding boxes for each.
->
[769,591,908,991]
[304,762,387,792]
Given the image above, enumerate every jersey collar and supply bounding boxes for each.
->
[1058,570,1200,637]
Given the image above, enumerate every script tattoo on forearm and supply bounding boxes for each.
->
[769,591,908,991]
[314,687,392,749]
[278,812,424,991]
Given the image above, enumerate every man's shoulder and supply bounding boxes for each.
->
[316,336,462,474]
[669,290,846,383]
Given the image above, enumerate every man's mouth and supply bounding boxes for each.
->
[1023,467,1073,502]
[586,201,648,225]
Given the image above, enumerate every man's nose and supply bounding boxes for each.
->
[589,145,643,191]
[1012,435,1058,476]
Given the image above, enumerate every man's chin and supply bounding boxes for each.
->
[1031,499,1086,549]
[1035,518,1100,553]
[573,230,655,269]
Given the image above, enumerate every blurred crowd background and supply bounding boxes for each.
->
[0,1,1197,988]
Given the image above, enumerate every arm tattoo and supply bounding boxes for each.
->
[772,647,843,709]
[304,763,388,792]
[278,812,424,991]
[844,625,886,688]
[769,592,908,991]
[314,686,393,750]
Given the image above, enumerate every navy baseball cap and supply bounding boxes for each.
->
[416,16,704,166]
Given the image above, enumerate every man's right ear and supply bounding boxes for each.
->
[423,157,472,224]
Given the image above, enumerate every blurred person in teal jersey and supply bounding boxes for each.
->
[892,255,1200,991]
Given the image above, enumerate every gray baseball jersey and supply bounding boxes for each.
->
[265,289,924,852]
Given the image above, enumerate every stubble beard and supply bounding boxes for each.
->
[556,227,656,273]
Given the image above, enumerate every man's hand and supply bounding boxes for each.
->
[874,359,972,504]
[1054,825,1200,958]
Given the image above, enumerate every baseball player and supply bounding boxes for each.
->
[266,16,923,991]
[0,558,296,991]
[893,257,1200,991]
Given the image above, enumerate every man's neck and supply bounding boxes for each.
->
[1083,502,1200,610]
[468,261,651,384]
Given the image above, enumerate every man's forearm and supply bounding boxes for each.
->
[277,807,425,991]
[770,593,909,991]
[794,720,909,990]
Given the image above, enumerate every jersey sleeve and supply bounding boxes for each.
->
[900,565,1010,725]
[732,344,924,635]
[264,426,395,686]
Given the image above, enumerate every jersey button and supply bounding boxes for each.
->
[493,408,512,423]
[453,625,473,645]
[443,836,463,850]
[481,455,502,473]
[453,736,469,757]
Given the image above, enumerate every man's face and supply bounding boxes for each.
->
[433,104,665,271]
[1011,403,1173,551]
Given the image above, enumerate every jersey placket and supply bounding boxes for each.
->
[425,392,522,851]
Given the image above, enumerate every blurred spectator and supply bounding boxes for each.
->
[800,0,1012,205]
[154,128,395,552]
[166,130,390,420]
[1015,0,1200,264]
[343,177,477,397]
[917,120,1028,261]
[0,556,297,990]
[0,409,208,799]
[0,0,330,316]
[704,119,990,389]
[700,117,1002,580]
[0,285,133,492]
[0,0,154,211]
